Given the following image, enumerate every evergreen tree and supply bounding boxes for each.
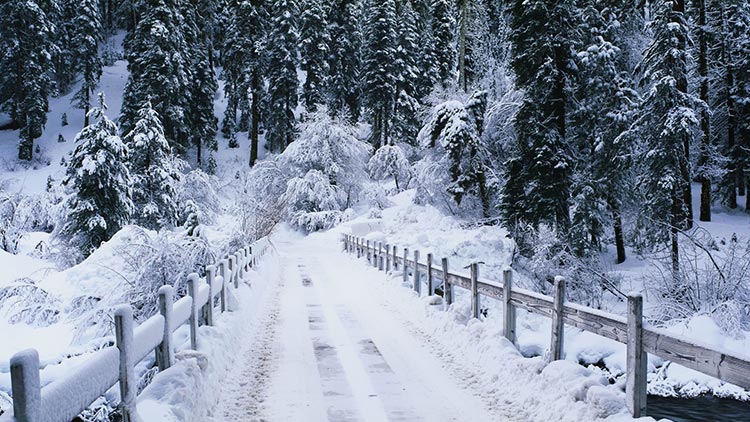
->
[431,0,455,87]
[362,0,397,148]
[501,0,580,235]
[623,0,699,283]
[326,0,362,121]
[0,0,57,161]
[392,0,422,144]
[71,0,104,127]
[300,0,330,112]
[59,95,132,259]
[121,0,192,154]
[124,101,180,230]
[266,0,300,152]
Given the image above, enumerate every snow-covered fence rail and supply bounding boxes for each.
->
[342,234,750,418]
[1,237,271,422]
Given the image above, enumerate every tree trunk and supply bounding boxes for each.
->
[613,209,626,264]
[727,48,738,208]
[671,188,681,286]
[84,88,90,128]
[697,0,711,222]
[196,136,202,166]
[674,0,693,229]
[250,71,260,167]
[458,0,469,92]
[553,45,570,232]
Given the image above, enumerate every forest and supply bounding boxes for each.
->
[2,0,750,352]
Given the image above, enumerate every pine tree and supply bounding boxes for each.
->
[266,0,300,152]
[362,0,397,149]
[59,94,132,259]
[300,0,329,112]
[124,101,180,230]
[71,0,104,127]
[0,0,57,161]
[121,0,192,154]
[431,0,455,87]
[392,0,422,144]
[623,0,700,284]
[501,0,580,235]
[326,0,362,121]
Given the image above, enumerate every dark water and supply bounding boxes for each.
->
[648,395,750,422]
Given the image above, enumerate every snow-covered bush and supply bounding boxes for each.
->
[175,169,220,226]
[285,170,343,232]
[0,280,61,326]
[235,159,288,240]
[0,192,58,253]
[414,92,495,218]
[368,144,411,192]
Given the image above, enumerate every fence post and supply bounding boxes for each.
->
[10,349,41,422]
[627,293,647,418]
[413,250,421,295]
[442,258,452,310]
[115,306,138,422]
[403,248,409,284]
[379,242,385,270]
[205,265,216,326]
[357,238,361,258]
[470,263,479,319]
[187,273,199,350]
[220,259,229,312]
[392,245,398,270]
[234,252,242,287]
[385,243,391,272]
[156,285,174,371]
[503,269,516,345]
[366,240,371,264]
[373,242,379,268]
[427,253,433,295]
[548,276,566,362]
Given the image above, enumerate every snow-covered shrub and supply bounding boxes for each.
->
[285,169,343,232]
[368,144,411,192]
[118,227,216,322]
[175,169,220,226]
[0,280,61,326]
[414,92,495,218]
[359,183,390,210]
[651,231,750,333]
[0,191,58,253]
[236,159,288,240]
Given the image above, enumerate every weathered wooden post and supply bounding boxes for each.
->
[187,273,199,350]
[379,242,384,271]
[503,269,516,344]
[413,250,420,295]
[549,276,566,362]
[627,293,647,418]
[366,240,371,263]
[219,258,229,312]
[470,263,479,319]
[385,243,391,272]
[373,242,379,269]
[10,349,41,422]
[357,238,362,258]
[402,248,409,284]
[115,306,138,422]
[392,245,398,270]
[442,257,452,310]
[427,253,433,295]
[156,285,174,371]
[205,265,216,326]
[234,252,242,287]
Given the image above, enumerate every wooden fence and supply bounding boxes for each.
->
[343,234,750,418]
[1,238,271,422]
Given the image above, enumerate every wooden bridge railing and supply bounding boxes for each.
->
[342,234,750,418]
[1,237,271,422]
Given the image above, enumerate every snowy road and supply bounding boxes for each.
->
[209,232,498,422]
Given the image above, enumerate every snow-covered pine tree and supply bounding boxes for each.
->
[431,0,455,87]
[568,3,638,261]
[0,0,57,161]
[392,0,422,145]
[70,0,104,127]
[58,94,133,259]
[362,0,397,149]
[622,0,700,283]
[222,0,266,167]
[368,144,411,191]
[414,9,439,100]
[416,92,492,217]
[501,0,580,235]
[121,0,192,154]
[266,0,300,152]
[300,0,330,112]
[326,0,362,122]
[124,101,181,230]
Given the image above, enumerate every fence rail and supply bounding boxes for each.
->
[1,237,271,422]
[343,234,750,418]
